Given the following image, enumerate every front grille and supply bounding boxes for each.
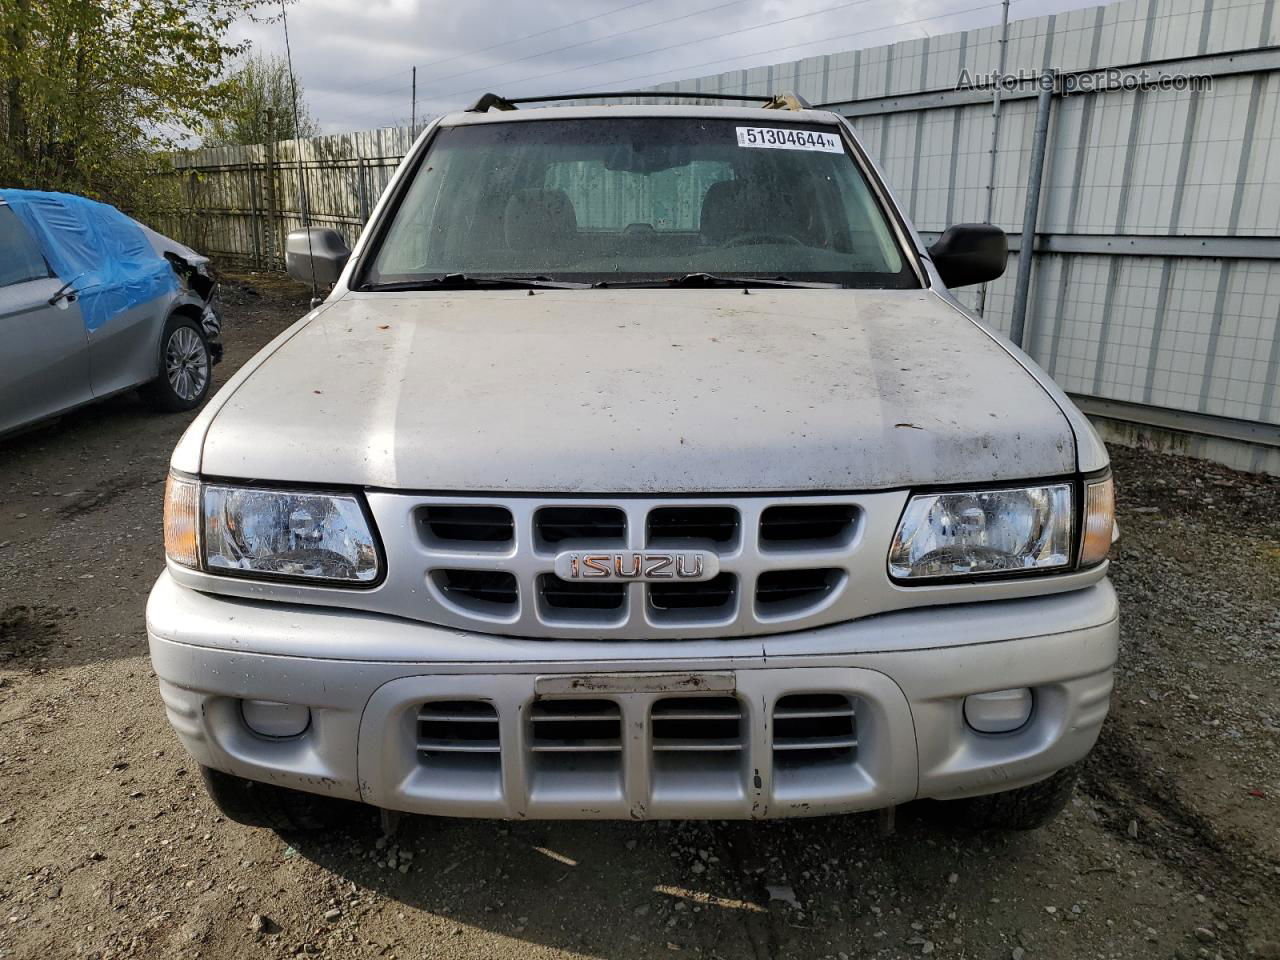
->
[394,494,872,639]
[404,687,870,817]
[535,507,625,545]
[772,694,857,765]
[759,504,858,547]
[647,506,739,544]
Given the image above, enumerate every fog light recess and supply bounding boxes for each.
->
[241,699,311,739]
[963,688,1032,734]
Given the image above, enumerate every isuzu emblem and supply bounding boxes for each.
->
[553,550,719,583]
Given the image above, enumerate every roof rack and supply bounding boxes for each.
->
[465,91,811,113]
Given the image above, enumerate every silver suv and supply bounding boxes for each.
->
[149,95,1117,832]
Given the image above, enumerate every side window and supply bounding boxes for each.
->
[0,205,50,288]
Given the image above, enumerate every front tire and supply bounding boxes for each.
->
[141,315,212,412]
[932,762,1081,831]
[199,766,359,832]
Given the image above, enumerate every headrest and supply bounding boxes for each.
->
[699,180,748,243]
[504,189,577,249]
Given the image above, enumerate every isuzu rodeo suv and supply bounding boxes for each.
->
[150,93,1118,832]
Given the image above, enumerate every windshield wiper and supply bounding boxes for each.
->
[594,273,841,289]
[364,274,592,291]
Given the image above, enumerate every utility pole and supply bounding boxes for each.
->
[411,66,417,131]
[975,0,1011,318]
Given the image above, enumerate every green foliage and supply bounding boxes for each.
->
[202,53,319,147]
[0,0,277,216]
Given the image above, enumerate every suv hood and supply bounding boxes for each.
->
[200,289,1075,491]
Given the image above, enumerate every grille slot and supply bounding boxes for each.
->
[417,700,499,757]
[652,697,743,752]
[531,700,622,752]
[431,570,518,615]
[539,574,626,611]
[756,568,844,616]
[759,504,858,548]
[647,506,739,545]
[772,694,857,763]
[648,573,735,611]
[420,505,513,547]
[535,507,625,546]
[648,573,736,623]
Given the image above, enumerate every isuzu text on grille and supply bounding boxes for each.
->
[555,551,714,581]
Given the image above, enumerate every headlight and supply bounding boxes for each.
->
[888,484,1072,580]
[163,474,381,584]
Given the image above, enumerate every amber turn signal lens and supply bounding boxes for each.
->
[1080,474,1115,567]
[164,473,201,568]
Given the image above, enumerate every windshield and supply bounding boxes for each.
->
[362,117,916,289]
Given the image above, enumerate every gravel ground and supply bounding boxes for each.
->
[0,277,1277,960]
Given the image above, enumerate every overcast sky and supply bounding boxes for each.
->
[234,0,1105,134]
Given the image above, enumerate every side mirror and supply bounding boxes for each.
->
[927,223,1007,288]
[285,228,351,287]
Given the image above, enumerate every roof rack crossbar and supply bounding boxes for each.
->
[465,91,811,113]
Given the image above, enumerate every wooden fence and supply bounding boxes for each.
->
[152,126,427,270]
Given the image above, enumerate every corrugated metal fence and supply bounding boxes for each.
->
[155,0,1280,471]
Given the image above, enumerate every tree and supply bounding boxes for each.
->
[202,53,319,147]
[0,0,277,213]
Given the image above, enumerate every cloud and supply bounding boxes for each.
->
[236,0,1106,134]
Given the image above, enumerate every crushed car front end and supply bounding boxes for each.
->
[137,222,224,365]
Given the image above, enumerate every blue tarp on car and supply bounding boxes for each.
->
[0,188,176,332]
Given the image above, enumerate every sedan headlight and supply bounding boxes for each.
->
[163,474,380,584]
[888,484,1072,580]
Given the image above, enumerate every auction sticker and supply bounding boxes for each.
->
[736,127,843,152]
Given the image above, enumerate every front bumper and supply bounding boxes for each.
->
[147,572,1118,820]
[201,295,223,365]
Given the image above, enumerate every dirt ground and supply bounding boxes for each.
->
[1,276,1277,960]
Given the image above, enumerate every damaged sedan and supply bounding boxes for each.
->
[0,188,223,438]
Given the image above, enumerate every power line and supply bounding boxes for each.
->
[422,0,882,106]
[340,66,415,92]
[414,0,675,73]
[335,0,673,92]
[351,0,1007,130]
[419,0,753,87]
[363,82,414,97]
[558,1,1006,97]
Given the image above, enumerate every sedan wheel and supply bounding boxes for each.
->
[166,326,210,402]
[142,316,213,413]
